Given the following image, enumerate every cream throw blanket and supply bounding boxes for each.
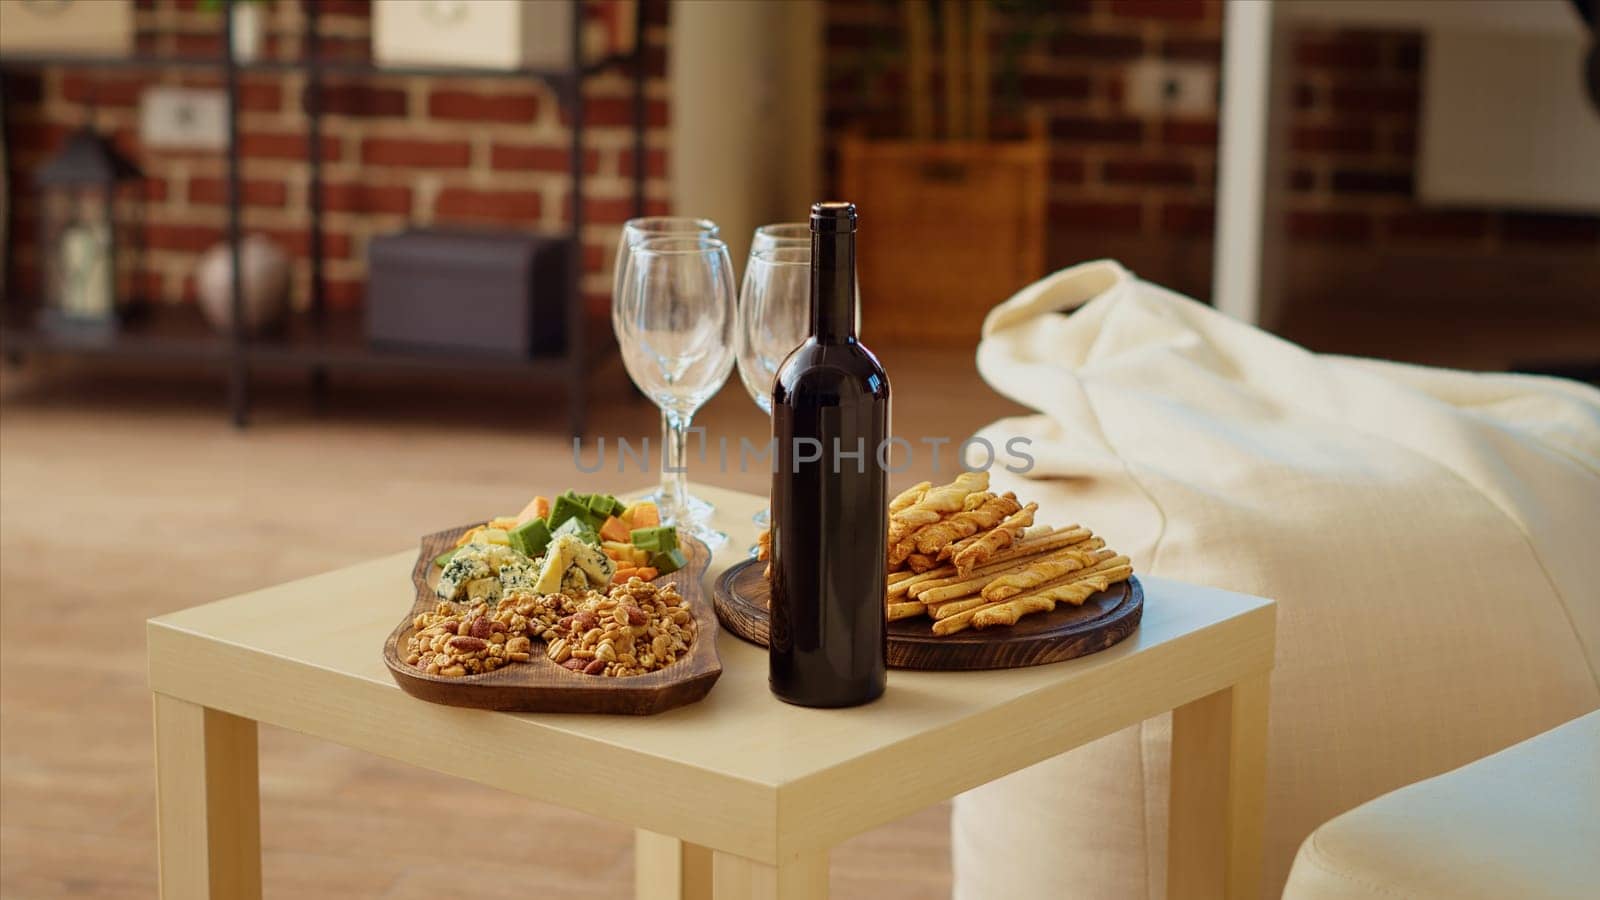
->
[951,260,1600,899]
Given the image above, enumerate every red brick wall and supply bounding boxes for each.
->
[823,0,1600,308]
[3,0,670,316]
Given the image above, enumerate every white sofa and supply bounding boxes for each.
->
[950,261,1600,898]
[1282,710,1599,900]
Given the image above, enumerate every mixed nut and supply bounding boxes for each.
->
[404,577,695,679]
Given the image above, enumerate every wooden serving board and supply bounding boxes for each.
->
[713,558,1142,671]
[383,525,721,715]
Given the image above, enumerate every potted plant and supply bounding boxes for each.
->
[839,0,1050,344]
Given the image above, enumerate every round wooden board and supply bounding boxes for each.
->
[713,558,1142,671]
[383,525,721,715]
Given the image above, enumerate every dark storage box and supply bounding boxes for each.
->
[366,228,569,356]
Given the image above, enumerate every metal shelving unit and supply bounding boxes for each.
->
[0,0,648,436]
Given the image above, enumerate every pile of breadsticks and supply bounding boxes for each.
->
[755,471,1132,636]
[885,472,1133,635]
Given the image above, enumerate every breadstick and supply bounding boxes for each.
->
[887,482,934,550]
[908,558,1022,598]
[888,601,929,621]
[952,502,1038,574]
[888,526,1090,599]
[909,492,1016,554]
[980,542,1108,602]
[887,570,916,586]
[891,471,988,528]
[934,577,1104,636]
[931,600,1002,635]
[907,530,1092,598]
[920,573,1003,605]
[916,542,1084,605]
[889,563,960,599]
[932,561,1133,635]
[894,492,1020,565]
[1004,570,1124,613]
[889,481,931,515]
[1008,560,1131,606]
[973,594,1057,629]
[938,522,1050,565]
[985,526,1091,562]
[905,553,941,573]
[929,593,992,619]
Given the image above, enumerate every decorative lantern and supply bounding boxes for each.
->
[34,126,144,335]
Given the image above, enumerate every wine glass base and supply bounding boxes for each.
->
[644,492,726,550]
[678,520,730,551]
[749,505,770,557]
[638,491,715,524]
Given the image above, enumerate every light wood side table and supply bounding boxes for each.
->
[147,484,1275,900]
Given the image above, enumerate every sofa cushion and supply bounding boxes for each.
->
[1282,711,1599,900]
[951,260,1600,898]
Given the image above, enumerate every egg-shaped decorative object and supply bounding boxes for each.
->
[195,234,291,336]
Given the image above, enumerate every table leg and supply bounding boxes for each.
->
[711,848,829,900]
[1167,672,1270,900]
[153,693,262,900]
[636,829,713,900]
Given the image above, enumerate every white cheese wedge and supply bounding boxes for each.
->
[532,536,577,594]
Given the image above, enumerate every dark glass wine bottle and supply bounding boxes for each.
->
[769,201,890,707]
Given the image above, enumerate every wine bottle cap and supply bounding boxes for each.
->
[811,201,857,233]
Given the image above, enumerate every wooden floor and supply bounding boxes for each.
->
[0,343,1026,900]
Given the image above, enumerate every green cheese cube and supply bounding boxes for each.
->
[548,494,589,529]
[552,514,599,545]
[586,493,617,525]
[630,525,678,553]
[649,547,687,576]
[508,518,552,559]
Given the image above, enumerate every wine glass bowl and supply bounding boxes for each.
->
[613,216,719,307]
[736,245,811,415]
[617,236,737,415]
[749,222,810,256]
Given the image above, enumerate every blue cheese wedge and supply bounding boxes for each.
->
[529,534,614,594]
[498,560,537,594]
[480,543,527,571]
[437,552,492,601]
[568,540,615,587]
[560,567,590,595]
[465,576,503,604]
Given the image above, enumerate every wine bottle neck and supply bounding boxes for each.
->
[811,229,857,344]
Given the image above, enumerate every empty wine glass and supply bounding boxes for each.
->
[613,216,720,523]
[736,244,811,531]
[615,235,737,546]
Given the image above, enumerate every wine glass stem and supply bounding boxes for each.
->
[660,408,694,522]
